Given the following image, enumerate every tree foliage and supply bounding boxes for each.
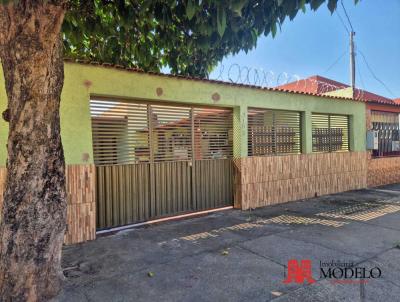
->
[64,0,349,77]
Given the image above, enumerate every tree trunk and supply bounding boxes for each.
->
[0,2,67,301]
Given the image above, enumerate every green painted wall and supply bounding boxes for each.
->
[0,62,366,165]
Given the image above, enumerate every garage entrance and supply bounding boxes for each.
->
[90,99,234,229]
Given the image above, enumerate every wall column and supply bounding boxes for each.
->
[233,105,248,158]
[232,105,247,209]
[349,114,356,151]
[303,111,313,153]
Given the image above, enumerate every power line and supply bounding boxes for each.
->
[337,0,356,88]
[335,10,350,34]
[358,49,396,97]
[355,56,366,100]
[322,50,347,74]
[341,0,354,32]
[355,51,366,102]
[356,55,366,91]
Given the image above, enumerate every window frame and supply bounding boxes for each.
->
[311,113,350,153]
[248,107,302,157]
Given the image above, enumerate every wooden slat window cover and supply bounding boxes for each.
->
[248,108,301,156]
[312,113,350,152]
[193,107,233,159]
[91,99,233,165]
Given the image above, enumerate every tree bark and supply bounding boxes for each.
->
[0,2,67,301]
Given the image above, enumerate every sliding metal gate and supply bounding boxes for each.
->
[90,99,233,229]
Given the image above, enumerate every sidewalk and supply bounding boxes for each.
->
[57,184,400,302]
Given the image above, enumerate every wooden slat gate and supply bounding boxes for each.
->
[90,99,233,230]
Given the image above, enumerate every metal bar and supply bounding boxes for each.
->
[148,104,156,218]
[328,114,332,152]
[190,107,196,211]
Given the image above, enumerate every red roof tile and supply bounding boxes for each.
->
[277,75,395,105]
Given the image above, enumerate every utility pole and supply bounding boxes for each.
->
[349,31,356,89]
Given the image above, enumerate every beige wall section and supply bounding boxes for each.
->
[323,87,354,98]
[0,165,95,245]
[234,152,367,210]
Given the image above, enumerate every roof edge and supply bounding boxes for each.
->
[64,59,366,104]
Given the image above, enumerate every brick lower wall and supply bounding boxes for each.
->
[0,164,96,245]
[64,164,96,244]
[367,156,400,188]
[234,152,368,210]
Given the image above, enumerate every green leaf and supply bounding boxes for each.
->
[271,22,277,38]
[297,0,307,12]
[186,0,196,20]
[251,28,258,44]
[231,0,247,16]
[71,18,78,27]
[327,0,338,13]
[310,0,325,10]
[147,271,154,277]
[217,6,227,37]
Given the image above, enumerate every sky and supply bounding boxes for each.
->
[209,0,400,99]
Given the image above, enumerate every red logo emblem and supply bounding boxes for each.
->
[283,259,316,284]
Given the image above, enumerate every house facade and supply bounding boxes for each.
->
[0,62,371,244]
[279,75,400,188]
